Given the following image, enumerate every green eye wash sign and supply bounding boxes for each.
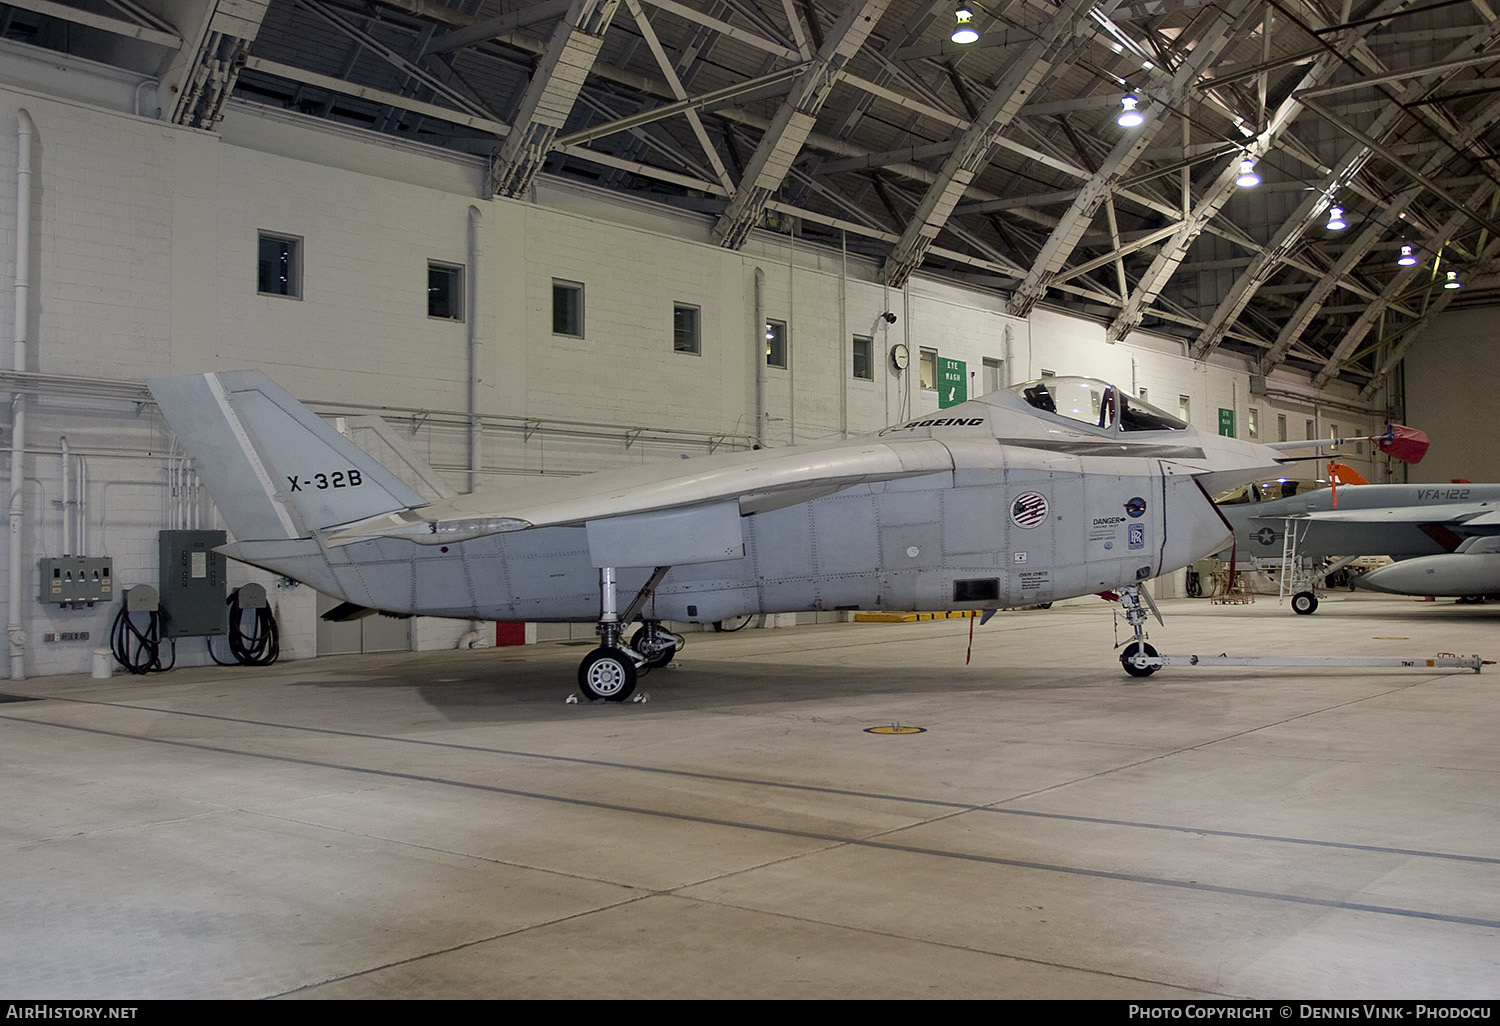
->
[938,357,967,408]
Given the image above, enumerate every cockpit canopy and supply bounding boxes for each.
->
[1215,479,1312,505]
[1009,376,1188,432]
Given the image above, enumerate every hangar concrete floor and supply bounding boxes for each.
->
[1,592,1497,1000]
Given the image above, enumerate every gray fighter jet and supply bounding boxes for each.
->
[1217,479,1500,611]
[148,371,1332,697]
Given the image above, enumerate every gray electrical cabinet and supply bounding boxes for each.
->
[39,556,113,607]
[158,530,227,637]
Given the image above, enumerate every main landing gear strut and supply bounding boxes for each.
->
[577,566,684,702]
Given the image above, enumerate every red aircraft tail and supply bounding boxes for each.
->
[1374,425,1429,464]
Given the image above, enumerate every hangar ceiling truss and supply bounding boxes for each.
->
[7,0,1500,392]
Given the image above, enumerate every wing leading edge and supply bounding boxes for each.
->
[323,436,958,547]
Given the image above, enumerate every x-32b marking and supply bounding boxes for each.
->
[287,470,364,492]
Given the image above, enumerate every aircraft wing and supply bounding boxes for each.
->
[324,437,956,547]
[1262,503,1500,528]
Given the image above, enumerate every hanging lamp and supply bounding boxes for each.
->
[951,8,978,43]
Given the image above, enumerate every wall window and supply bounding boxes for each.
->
[1306,418,1316,440]
[919,347,938,390]
[257,231,302,298]
[765,320,787,369]
[852,335,873,380]
[552,279,584,337]
[1277,413,1288,442]
[428,261,463,320]
[674,303,701,354]
[1137,386,1149,403]
[1178,395,1191,423]
[1247,407,1259,439]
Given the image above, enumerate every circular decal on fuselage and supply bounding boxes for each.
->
[1011,491,1049,529]
[1125,496,1147,518]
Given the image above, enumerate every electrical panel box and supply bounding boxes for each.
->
[39,556,113,607]
[158,530,227,638]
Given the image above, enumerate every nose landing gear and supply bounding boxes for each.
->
[1116,584,1164,677]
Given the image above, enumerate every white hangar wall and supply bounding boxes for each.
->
[1403,308,1500,484]
[0,78,1388,678]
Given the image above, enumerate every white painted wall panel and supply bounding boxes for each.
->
[1405,308,1500,483]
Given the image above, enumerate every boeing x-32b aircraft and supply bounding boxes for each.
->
[148,372,1416,699]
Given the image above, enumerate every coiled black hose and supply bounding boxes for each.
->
[208,588,279,666]
[110,605,175,675]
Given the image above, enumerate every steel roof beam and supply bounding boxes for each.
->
[157,0,271,129]
[242,56,509,135]
[490,0,622,198]
[1191,3,1500,361]
[881,0,1105,289]
[1267,91,1500,380]
[711,0,894,250]
[1005,0,1253,320]
[1106,3,1415,345]
[425,1,573,53]
[299,0,496,121]
[1294,47,1500,99]
[1324,181,1499,389]
[2,0,181,48]
[1356,224,1500,400]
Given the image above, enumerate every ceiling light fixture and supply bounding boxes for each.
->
[1117,94,1144,128]
[1326,206,1346,231]
[1444,269,1462,289]
[951,7,978,44]
[1234,155,1261,188]
[1397,243,1418,266]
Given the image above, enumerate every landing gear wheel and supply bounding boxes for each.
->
[1292,591,1319,615]
[578,648,638,702]
[1120,641,1159,677]
[631,626,678,669]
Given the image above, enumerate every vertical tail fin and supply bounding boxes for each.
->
[148,371,428,541]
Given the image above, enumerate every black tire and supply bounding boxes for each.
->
[630,626,678,669]
[1292,591,1318,615]
[1120,641,1159,677]
[578,648,637,701]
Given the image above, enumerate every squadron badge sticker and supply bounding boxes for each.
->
[1011,491,1049,529]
